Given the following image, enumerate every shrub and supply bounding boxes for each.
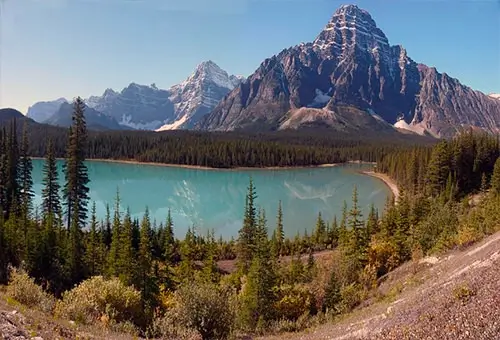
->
[338,283,364,314]
[452,283,476,305]
[154,281,236,340]
[54,276,142,326]
[274,284,316,321]
[6,268,55,312]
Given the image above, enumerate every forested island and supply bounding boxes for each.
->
[0,99,499,339]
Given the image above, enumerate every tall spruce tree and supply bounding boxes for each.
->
[275,200,284,255]
[19,123,34,219]
[63,97,90,230]
[491,157,500,195]
[138,208,156,307]
[41,139,61,220]
[237,177,258,274]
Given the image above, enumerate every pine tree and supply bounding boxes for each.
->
[275,200,284,255]
[237,177,258,274]
[85,202,102,276]
[366,204,379,237]
[41,139,61,219]
[179,227,196,281]
[328,216,339,248]
[239,210,276,329]
[201,229,220,284]
[163,208,176,265]
[314,212,326,249]
[103,203,112,248]
[491,157,500,195]
[63,97,90,231]
[19,123,34,220]
[5,121,20,219]
[118,209,136,286]
[323,270,341,313]
[107,189,122,276]
[138,208,157,308]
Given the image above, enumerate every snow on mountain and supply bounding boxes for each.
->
[489,93,500,100]
[156,61,244,130]
[27,98,68,123]
[26,61,244,131]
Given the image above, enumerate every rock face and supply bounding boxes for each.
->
[26,98,68,123]
[157,61,245,130]
[45,102,126,131]
[83,61,243,131]
[199,5,500,137]
[85,84,174,130]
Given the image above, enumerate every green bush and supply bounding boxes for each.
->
[154,281,236,340]
[54,276,142,326]
[6,268,55,312]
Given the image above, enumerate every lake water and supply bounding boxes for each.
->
[31,160,390,239]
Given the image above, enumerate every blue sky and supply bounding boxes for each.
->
[1,0,499,113]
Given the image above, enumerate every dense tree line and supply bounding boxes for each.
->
[2,115,434,168]
[1,100,500,339]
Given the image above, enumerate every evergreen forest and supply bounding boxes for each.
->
[0,99,500,339]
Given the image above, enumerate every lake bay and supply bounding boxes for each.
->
[31,160,390,239]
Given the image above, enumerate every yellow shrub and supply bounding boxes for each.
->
[274,284,315,321]
[54,276,142,326]
[456,223,481,249]
[6,268,55,312]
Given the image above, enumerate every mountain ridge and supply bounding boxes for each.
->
[27,61,244,131]
[198,4,500,137]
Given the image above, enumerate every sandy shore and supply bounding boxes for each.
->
[56,158,341,171]
[362,171,400,201]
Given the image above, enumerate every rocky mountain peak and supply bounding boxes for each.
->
[313,4,389,54]
[183,60,242,90]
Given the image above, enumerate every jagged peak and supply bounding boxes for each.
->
[177,60,242,90]
[313,4,389,52]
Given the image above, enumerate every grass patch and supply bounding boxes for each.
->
[452,283,476,305]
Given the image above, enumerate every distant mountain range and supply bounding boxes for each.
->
[26,5,500,137]
[27,61,244,131]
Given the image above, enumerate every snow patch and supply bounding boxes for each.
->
[488,93,500,100]
[119,115,163,130]
[394,118,426,135]
[156,115,189,131]
[308,88,332,107]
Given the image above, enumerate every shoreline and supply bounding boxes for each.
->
[89,159,342,171]
[32,157,343,171]
[362,171,400,201]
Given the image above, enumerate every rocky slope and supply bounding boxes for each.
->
[261,230,500,340]
[199,5,500,137]
[27,98,68,123]
[45,102,127,131]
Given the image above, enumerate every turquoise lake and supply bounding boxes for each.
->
[31,160,390,239]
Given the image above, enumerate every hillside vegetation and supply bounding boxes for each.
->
[0,100,500,339]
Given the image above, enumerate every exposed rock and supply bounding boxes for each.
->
[199,5,500,137]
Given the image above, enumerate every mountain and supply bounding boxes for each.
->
[0,108,27,124]
[45,102,126,131]
[199,5,500,137]
[27,98,68,123]
[489,93,500,100]
[83,61,243,131]
[157,61,245,130]
[85,84,174,130]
